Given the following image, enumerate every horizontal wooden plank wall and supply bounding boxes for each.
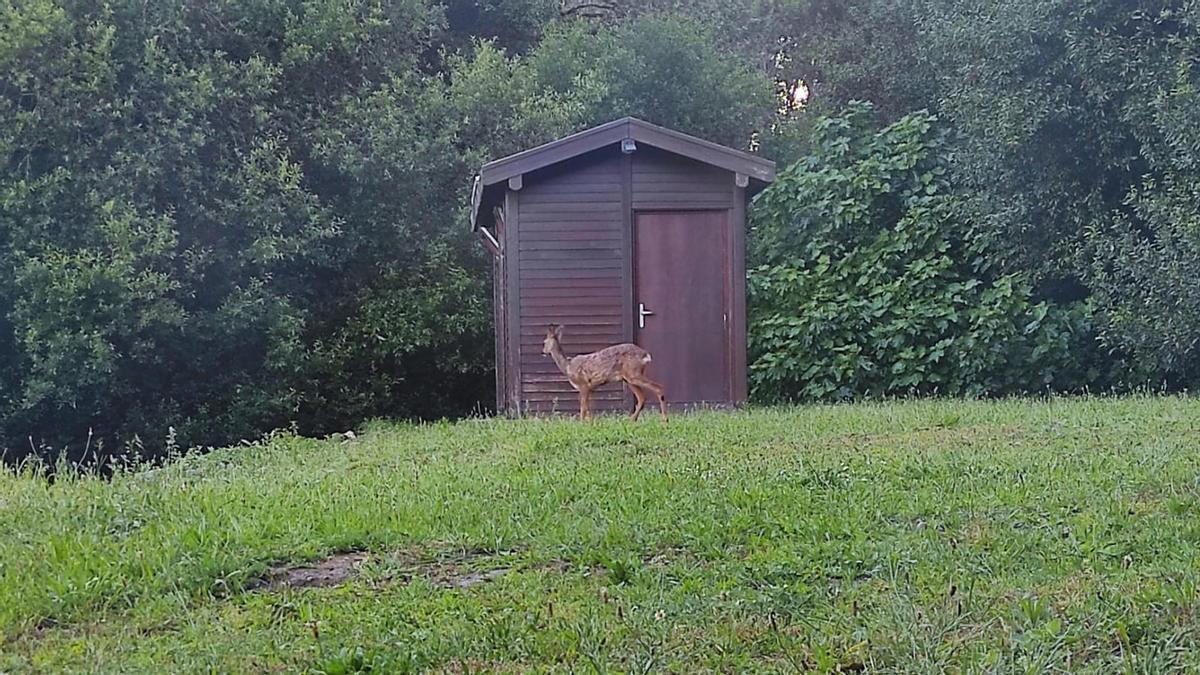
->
[518,150,628,414]
[632,146,735,210]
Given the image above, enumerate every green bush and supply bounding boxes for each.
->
[0,1,773,463]
[1083,182,1200,388]
[748,104,1099,402]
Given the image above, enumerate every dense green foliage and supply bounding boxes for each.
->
[751,0,1200,387]
[0,1,769,461]
[3,0,1200,458]
[6,399,1200,671]
[749,105,1099,401]
[744,0,1200,400]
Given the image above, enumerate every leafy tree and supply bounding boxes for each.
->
[755,0,1200,388]
[0,0,469,460]
[528,16,776,149]
[443,0,560,53]
[749,105,1099,401]
[14,0,1193,462]
[1074,2,1200,386]
[0,1,777,463]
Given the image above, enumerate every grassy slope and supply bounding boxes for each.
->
[3,398,1200,672]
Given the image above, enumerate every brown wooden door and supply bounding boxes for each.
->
[634,211,729,404]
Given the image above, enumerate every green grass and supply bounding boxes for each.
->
[4,397,1200,672]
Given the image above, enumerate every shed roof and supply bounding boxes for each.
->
[470,117,776,230]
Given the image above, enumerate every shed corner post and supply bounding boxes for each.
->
[731,183,750,405]
[493,251,505,414]
[504,188,523,416]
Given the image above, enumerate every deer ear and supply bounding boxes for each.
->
[554,325,564,339]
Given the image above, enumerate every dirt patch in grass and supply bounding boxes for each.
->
[249,551,372,590]
[249,548,533,592]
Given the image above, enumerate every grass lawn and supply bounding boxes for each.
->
[3,397,1200,672]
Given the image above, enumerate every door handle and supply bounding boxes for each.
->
[638,303,654,328]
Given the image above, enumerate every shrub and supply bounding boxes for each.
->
[748,104,1098,402]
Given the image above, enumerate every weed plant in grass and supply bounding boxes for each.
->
[3,397,1200,672]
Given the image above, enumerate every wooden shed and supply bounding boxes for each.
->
[470,117,775,415]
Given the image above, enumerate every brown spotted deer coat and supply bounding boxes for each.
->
[542,324,667,421]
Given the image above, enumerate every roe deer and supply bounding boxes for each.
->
[541,324,667,421]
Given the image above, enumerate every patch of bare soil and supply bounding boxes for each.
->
[249,549,534,592]
[248,551,371,591]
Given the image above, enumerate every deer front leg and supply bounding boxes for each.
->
[578,386,592,421]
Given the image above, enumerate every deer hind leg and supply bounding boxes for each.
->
[627,382,646,421]
[630,375,667,421]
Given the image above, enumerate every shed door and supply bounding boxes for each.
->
[634,211,729,404]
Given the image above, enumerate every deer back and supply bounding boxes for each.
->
[569,343,649,384]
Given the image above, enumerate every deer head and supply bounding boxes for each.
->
[542,324,564,356]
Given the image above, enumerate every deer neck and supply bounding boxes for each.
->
[547,341,573,375]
